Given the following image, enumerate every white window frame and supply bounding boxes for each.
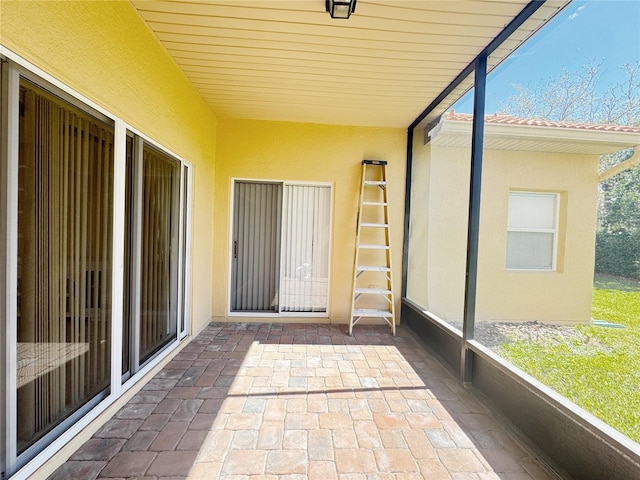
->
[0,47,193,478]
[178,163,193,340]
[506,191,560,272]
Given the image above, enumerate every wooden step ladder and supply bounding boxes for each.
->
[349,160,395,336]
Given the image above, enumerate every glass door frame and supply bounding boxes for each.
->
[227,178,334,318]
[2,58,118,474]
[122,133,192,382]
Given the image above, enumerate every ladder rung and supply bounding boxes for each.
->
[355,287,392,294]
[353,309,393,318]
[364,181,386,186]
[361,222,388,228]
[358,244,390,250]
[362,201,387,206]
[357,266,391,272]
[363,160,387,166]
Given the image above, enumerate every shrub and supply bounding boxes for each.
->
[595,230,640,279]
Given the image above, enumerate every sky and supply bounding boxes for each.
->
[453,0,640,115]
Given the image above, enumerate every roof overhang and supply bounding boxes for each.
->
[428,118,640,155]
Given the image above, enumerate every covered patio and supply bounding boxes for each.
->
[3,1,639,479]
[49,323,554,479]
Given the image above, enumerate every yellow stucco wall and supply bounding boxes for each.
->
[1,1,218,476]
[214,119,406,324]
[1,0,218,334]
[417,143,599,325]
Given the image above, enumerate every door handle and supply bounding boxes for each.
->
[233,240,238,259]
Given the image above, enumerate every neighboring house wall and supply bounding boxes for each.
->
[410,113,640,325]
[1,0,218,335]
[419,136,600,325]
[475,149,598,324]
[214,119,406,324]
[405,131,431,308]
[423,144,473,323]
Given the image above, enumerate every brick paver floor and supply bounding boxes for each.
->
[49,322,557,479]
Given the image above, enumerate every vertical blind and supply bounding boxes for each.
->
[231,182,282,311]
[17,81,114,453]
[138,146,180,364]
[280,185,330,312]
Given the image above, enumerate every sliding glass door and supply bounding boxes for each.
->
[139,145,181,363]
[123,138,186,377]
[2,58,193,476]
[16,79,114,454]
[230,181,331,315]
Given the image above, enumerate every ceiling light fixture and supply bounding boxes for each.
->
[326,0,357,19]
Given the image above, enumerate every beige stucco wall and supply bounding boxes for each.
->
[415,141,599,324]
[476,149,599,324]
[405,129,431,308]
[424,145,472,323]
[213,118,406,324]
[1,0,218,335]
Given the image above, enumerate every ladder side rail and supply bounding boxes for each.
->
[381,164,396,335]
[349,161,368,335]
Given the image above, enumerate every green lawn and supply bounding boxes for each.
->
[498,276,640,443]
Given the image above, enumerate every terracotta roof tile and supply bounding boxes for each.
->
[445,110,640,133]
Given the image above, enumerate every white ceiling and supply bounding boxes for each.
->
[131,0,568,128]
